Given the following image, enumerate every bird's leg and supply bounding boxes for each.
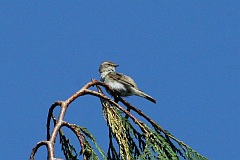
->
[113,94,120,103]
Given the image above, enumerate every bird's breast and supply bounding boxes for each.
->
[107,81,126,91]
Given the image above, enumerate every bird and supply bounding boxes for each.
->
[99,61,156,103]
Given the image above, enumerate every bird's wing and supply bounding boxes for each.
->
[108,72,138,89]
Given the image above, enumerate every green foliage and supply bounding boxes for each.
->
[77,126,107,160]
[53,85,208,160]
[52,116,107,160]
[59,130,78,160]
[97,86,208,160]
[52,116,78,160]
[102,100,132,159]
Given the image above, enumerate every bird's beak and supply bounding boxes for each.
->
[114,64,119,67]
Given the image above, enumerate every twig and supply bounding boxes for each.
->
[47,101,63,140]
[30,141,53,160]
[61,121,87,160]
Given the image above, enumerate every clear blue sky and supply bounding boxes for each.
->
[0,1,239,159]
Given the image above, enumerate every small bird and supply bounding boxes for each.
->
[99,61,156,103]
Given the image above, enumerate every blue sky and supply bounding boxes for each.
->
[0,1,239,159]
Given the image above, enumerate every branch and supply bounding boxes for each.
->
[47,101,63,140]
[31,79,207,160]
[61,121,85,155]
[85,88,149,134]
[32,79,111,159]
[30,141,53,160]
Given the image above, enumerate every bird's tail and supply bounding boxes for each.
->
[136,90,156,103]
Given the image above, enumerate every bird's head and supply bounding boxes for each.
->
[99,61,119,73]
